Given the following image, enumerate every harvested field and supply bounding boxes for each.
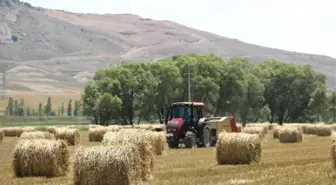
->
[0,126,336,184]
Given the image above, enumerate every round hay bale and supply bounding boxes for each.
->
[245,124,268,134]
[216,132,261,165]
[47,126,58,134]
[102,129,154,181]
[73,145,141,185]
[19,131,53,140]
[89,127,108,142]
[236,124,242,133]
[12,139,69,177]
[278,127,303,143]
[107,125,121,132]
[316,125,333,136]
[273,126,281,139]
[331,142,336,168]
[151,131,166,155]
[55,127,67,140]
[303,125,318,135]
[243,127,265,139]
[134,124,153,130]
[22,127,36,132]
[0,129,3,143]
[65,129,80,146]
[2,127,24,137]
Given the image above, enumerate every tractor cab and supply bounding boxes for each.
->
[161,102,205,127]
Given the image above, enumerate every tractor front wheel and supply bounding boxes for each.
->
[184,131,197,148]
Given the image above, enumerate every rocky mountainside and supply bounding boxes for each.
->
[0,0,335,91]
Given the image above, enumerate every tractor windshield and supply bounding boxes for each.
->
[170,106,191,121]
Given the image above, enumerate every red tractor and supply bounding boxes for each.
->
[160,102,238,148]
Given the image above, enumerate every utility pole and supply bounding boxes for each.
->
[183,64,196,102]
[2,68,6,100]
[188,65,191,102]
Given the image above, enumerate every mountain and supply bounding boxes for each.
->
[0,0,335,93]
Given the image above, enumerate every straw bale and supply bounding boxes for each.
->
[19,131,52,140]
[278,127,303,143]
[55,127,67,140]
[331,131,336,168]
[0,129,3,143]
[316,125,333,136]
[47,126,58,134]
[88,127,108,142]
[134,124,153,130]
[245,124,268,134]
[2,127,23,137]
[12,139,69,177]
[302,125,318,135]
[151,131,166,155]
[102,129,154,181]
[216,132,261,165]
[73,145,141,185]
[273,125,281,139]
[236,124,242,133]
[66,125,78,129]
[107,125,122,132]
[22,127,36,132]
[243,127,266,139]
[65,129,80,145]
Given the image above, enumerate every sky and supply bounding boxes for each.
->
[24,0,336,58]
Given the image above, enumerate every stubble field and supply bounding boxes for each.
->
[0,128,335,185]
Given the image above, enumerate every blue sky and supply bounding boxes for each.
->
[24,0,336,58]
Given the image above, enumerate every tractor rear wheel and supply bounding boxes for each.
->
[199,127,211,148]
[184,131,197,148]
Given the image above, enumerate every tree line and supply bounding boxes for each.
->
[5,97,81,117]
[81,54,336,126]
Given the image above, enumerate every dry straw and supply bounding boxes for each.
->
[331,131,336,168]
[88,127,108,142]
[273,125,281,139]
[73,145,141,185]
[55,127,67,140]
[216,131,261,165]
[316,125,334,136]
[2,127,35,137]
[12,139,70,177]
[55,128,80,145]
[65,128,80,145]
[0,129,3,143]
[47,126,58,134]
[245,123,269,133]
[107,125,122,132]
[150,131,166,155]
[278,127,303,143]
[102,129,155,181]
[243,126,266,139]
[236,124,242,133]
[19,131,53,140]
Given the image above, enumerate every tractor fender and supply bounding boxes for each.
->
[197,118,208,129]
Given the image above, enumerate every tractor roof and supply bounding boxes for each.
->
[171,102,205,107]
